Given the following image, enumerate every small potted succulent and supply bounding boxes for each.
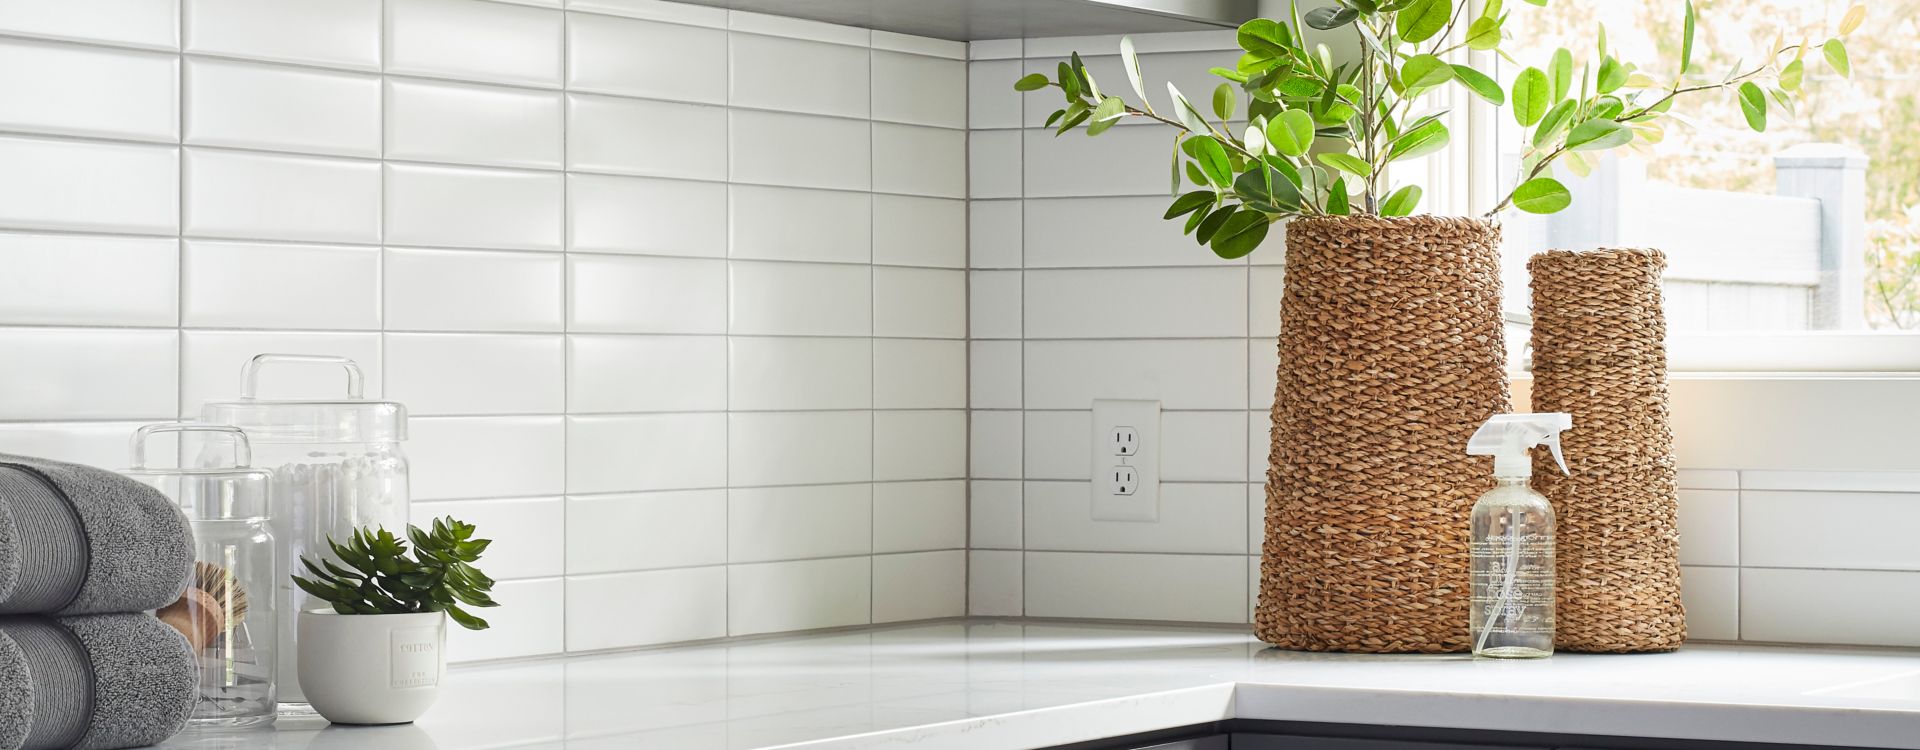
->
[292,517,498,725]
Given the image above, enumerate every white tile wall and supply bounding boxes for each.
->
[0,0,964,663]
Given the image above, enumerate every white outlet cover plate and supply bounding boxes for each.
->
[1090,399,1160,522]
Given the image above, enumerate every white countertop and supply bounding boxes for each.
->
[158,620,1920,750]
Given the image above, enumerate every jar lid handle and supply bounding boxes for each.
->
[240,353,365,400]
[130,423,253,470]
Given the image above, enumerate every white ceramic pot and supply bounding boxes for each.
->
[297,610,446,725]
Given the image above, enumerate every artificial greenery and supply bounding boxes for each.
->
[292,516,500,631]
[1015,0,1863,258]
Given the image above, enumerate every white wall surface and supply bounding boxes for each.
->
[0,0,968,662]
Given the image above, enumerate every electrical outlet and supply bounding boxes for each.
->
[1091,399,1159,522]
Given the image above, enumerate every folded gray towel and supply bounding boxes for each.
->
[0,614,197,750]
[0,455,192,616]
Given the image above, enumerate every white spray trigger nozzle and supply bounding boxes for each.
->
[1465,412,1574,479]
[1541,431,1569,476]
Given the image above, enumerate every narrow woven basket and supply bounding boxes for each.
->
[1257,215,1511,653]
[1527,248,1687,652]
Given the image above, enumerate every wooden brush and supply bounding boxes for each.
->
[157,561,249,651]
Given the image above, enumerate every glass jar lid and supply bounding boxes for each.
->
[199,354,407,444]
[120,424,271,521]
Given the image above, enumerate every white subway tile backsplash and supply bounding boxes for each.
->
[184,149,378,243]
[1163,411,1247,482]
[386,163,565,252]
[1680,566,1739,641]
[567,413,728,494]
[1248,340,1279,414]
[1742,491,1920,571]
[970,411,1023,480]
[1740,470,1920,493]
[0,234,177,327]
[385,247,564,331]
[185,0,382,70]
[870,31,966,61]
[1677,469,1741,490]
[183,241,379,330]
[185,59,379,158]
[727,10,867,47]
[873,124,967,199]
[569,254,727,334]
[566,490,728,574]
[1022,126,1169,198]
[968,341,1022,410]
[728,411,872,487]
[872,195,965,269]
[569,173,726,257]
[967,130,1022,199]
[874,339,965,410]
[730,110,870,191]
[568,0,726,26]
[871,51,966,129]
[1025,481,1244,554]
[730,33,870,119]
[729,337,872,411]
[0,137,177,234]
[567,12,725,103]
[179,330,382,411]
[384,333,565,415]
[0,39,176,142]
[1021,410,1088,481]
[874,267,966,339]
[728,557,871,636]
[409,416,566,500]
[875,410,966,481]
[1025,552,1247,623]
[968,200,1022,269]
[386,0,563,87]
[873,551,965,622]
[1740,568,1920,647]
[968,551,1023,616]
[1024,339,1246,410]
[1677,489,1740,567]
[728,483,872,562]
[0,421,152,468]
[568,93,727,180]
[568,335,727,413]
[385,78,564,169]
[1024,267,1246,339]
[1249,265,1284,336]
[0,328,177,420]
[416,496,565,580]
[969,271,1022,339]
[728,261,871,336]
[728,186,871,264]
[448,578,564,662]
[967,60,1024,130]
[0,0,177,49]
[568,567,728,650]
[874,480,965,553]
[969,480,1023,550]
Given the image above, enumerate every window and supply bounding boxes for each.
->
[1445,1,1920,370]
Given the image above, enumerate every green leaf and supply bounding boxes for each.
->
[1186,137,1232,187]
[1014,73,1050,92]
[1317,152,1372,177]
[1164,190,1217,220]
[1387,119,1450,161]
[1234,164,1301,211]
[1565,119,1633,150]
[1839,4,1865,35]
[1119,37,1151,105]
[1548,48,1574,100]
[1511,177,1572,214]
[1450,65,1505,105]
[1380,185,1423,216]
[1194,205,1238,243]
[1596,56,1628,93]
[1532,100,1576,146]
[1779,59,1804,90]
[1210,210,1271,259]
[1823,38,1850,77]
[1167,82,1211,132]
[1266,109,1315,157]
[1212,83,1236,121]
[1510,68,1550,126]
[1325,178,1351,215]
[1236,19,1293,57]
[1401,54,1454,95]
[1737,81,1768,132]
[1679,0,1696,75]
[1464,17,1502,51]
[1396,0,1452,43]
[1087,96,1127,136]
[1303,6,1359,30]
[1057,62,1079,99]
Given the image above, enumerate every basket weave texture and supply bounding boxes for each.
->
[1257,215,1511,653]
[1526,248,1687,652]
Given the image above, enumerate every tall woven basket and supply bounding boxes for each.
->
[1527,248,1687,652]
[1257,215,1511,653]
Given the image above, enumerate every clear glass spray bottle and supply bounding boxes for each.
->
[1466,413,1573,659]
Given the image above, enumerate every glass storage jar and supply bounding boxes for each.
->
[121,424,278,728]
[199,354,409,717]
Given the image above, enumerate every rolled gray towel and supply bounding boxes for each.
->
[0,455,192,616]
[0,614,197,750]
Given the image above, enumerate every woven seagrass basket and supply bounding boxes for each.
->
[1256,215,1512,653]
[1527,248,1687,652]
